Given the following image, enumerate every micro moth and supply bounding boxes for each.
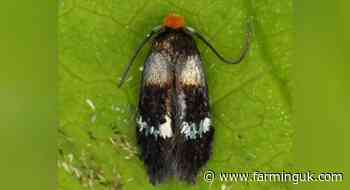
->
[118,14,251,185]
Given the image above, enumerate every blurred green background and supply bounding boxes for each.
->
[0,0,347,190]
[58,0,293,189]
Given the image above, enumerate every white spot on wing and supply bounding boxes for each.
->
[137,116,172,139]
[159,115,173,138]
[180,122,190,134]
[137,116,147,132]
[181,117,211,139]
[180,122,197,139]
[201,117,211,133]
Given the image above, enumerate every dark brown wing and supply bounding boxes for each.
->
[136,51,175,184]
[174,53,214,183]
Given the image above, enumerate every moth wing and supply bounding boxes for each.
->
[174,54,214,183]
[136,51,175,184]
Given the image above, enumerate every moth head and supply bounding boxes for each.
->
[163,13,185,30]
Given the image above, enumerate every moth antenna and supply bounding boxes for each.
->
[186,22,252,64]
[117,26,162,88]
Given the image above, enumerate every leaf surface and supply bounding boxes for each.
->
[58,0,294,189]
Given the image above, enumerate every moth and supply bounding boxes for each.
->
[118,14,251,185]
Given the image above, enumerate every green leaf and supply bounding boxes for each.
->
[58,0,294,189]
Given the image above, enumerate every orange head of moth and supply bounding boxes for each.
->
[164,14,185,29]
